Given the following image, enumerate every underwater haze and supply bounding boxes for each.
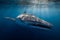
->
[0,0,60,40]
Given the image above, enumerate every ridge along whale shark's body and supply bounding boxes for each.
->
[5,12,53,29]
[16,12,53,29]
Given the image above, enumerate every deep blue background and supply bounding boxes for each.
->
[0,1,60,40]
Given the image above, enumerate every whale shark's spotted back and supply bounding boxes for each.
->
[17,14,53,29]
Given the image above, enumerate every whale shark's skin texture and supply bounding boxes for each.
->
[4,13,53,29]
[17,14,53,29]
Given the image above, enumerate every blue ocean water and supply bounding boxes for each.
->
[0,3,60,40]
